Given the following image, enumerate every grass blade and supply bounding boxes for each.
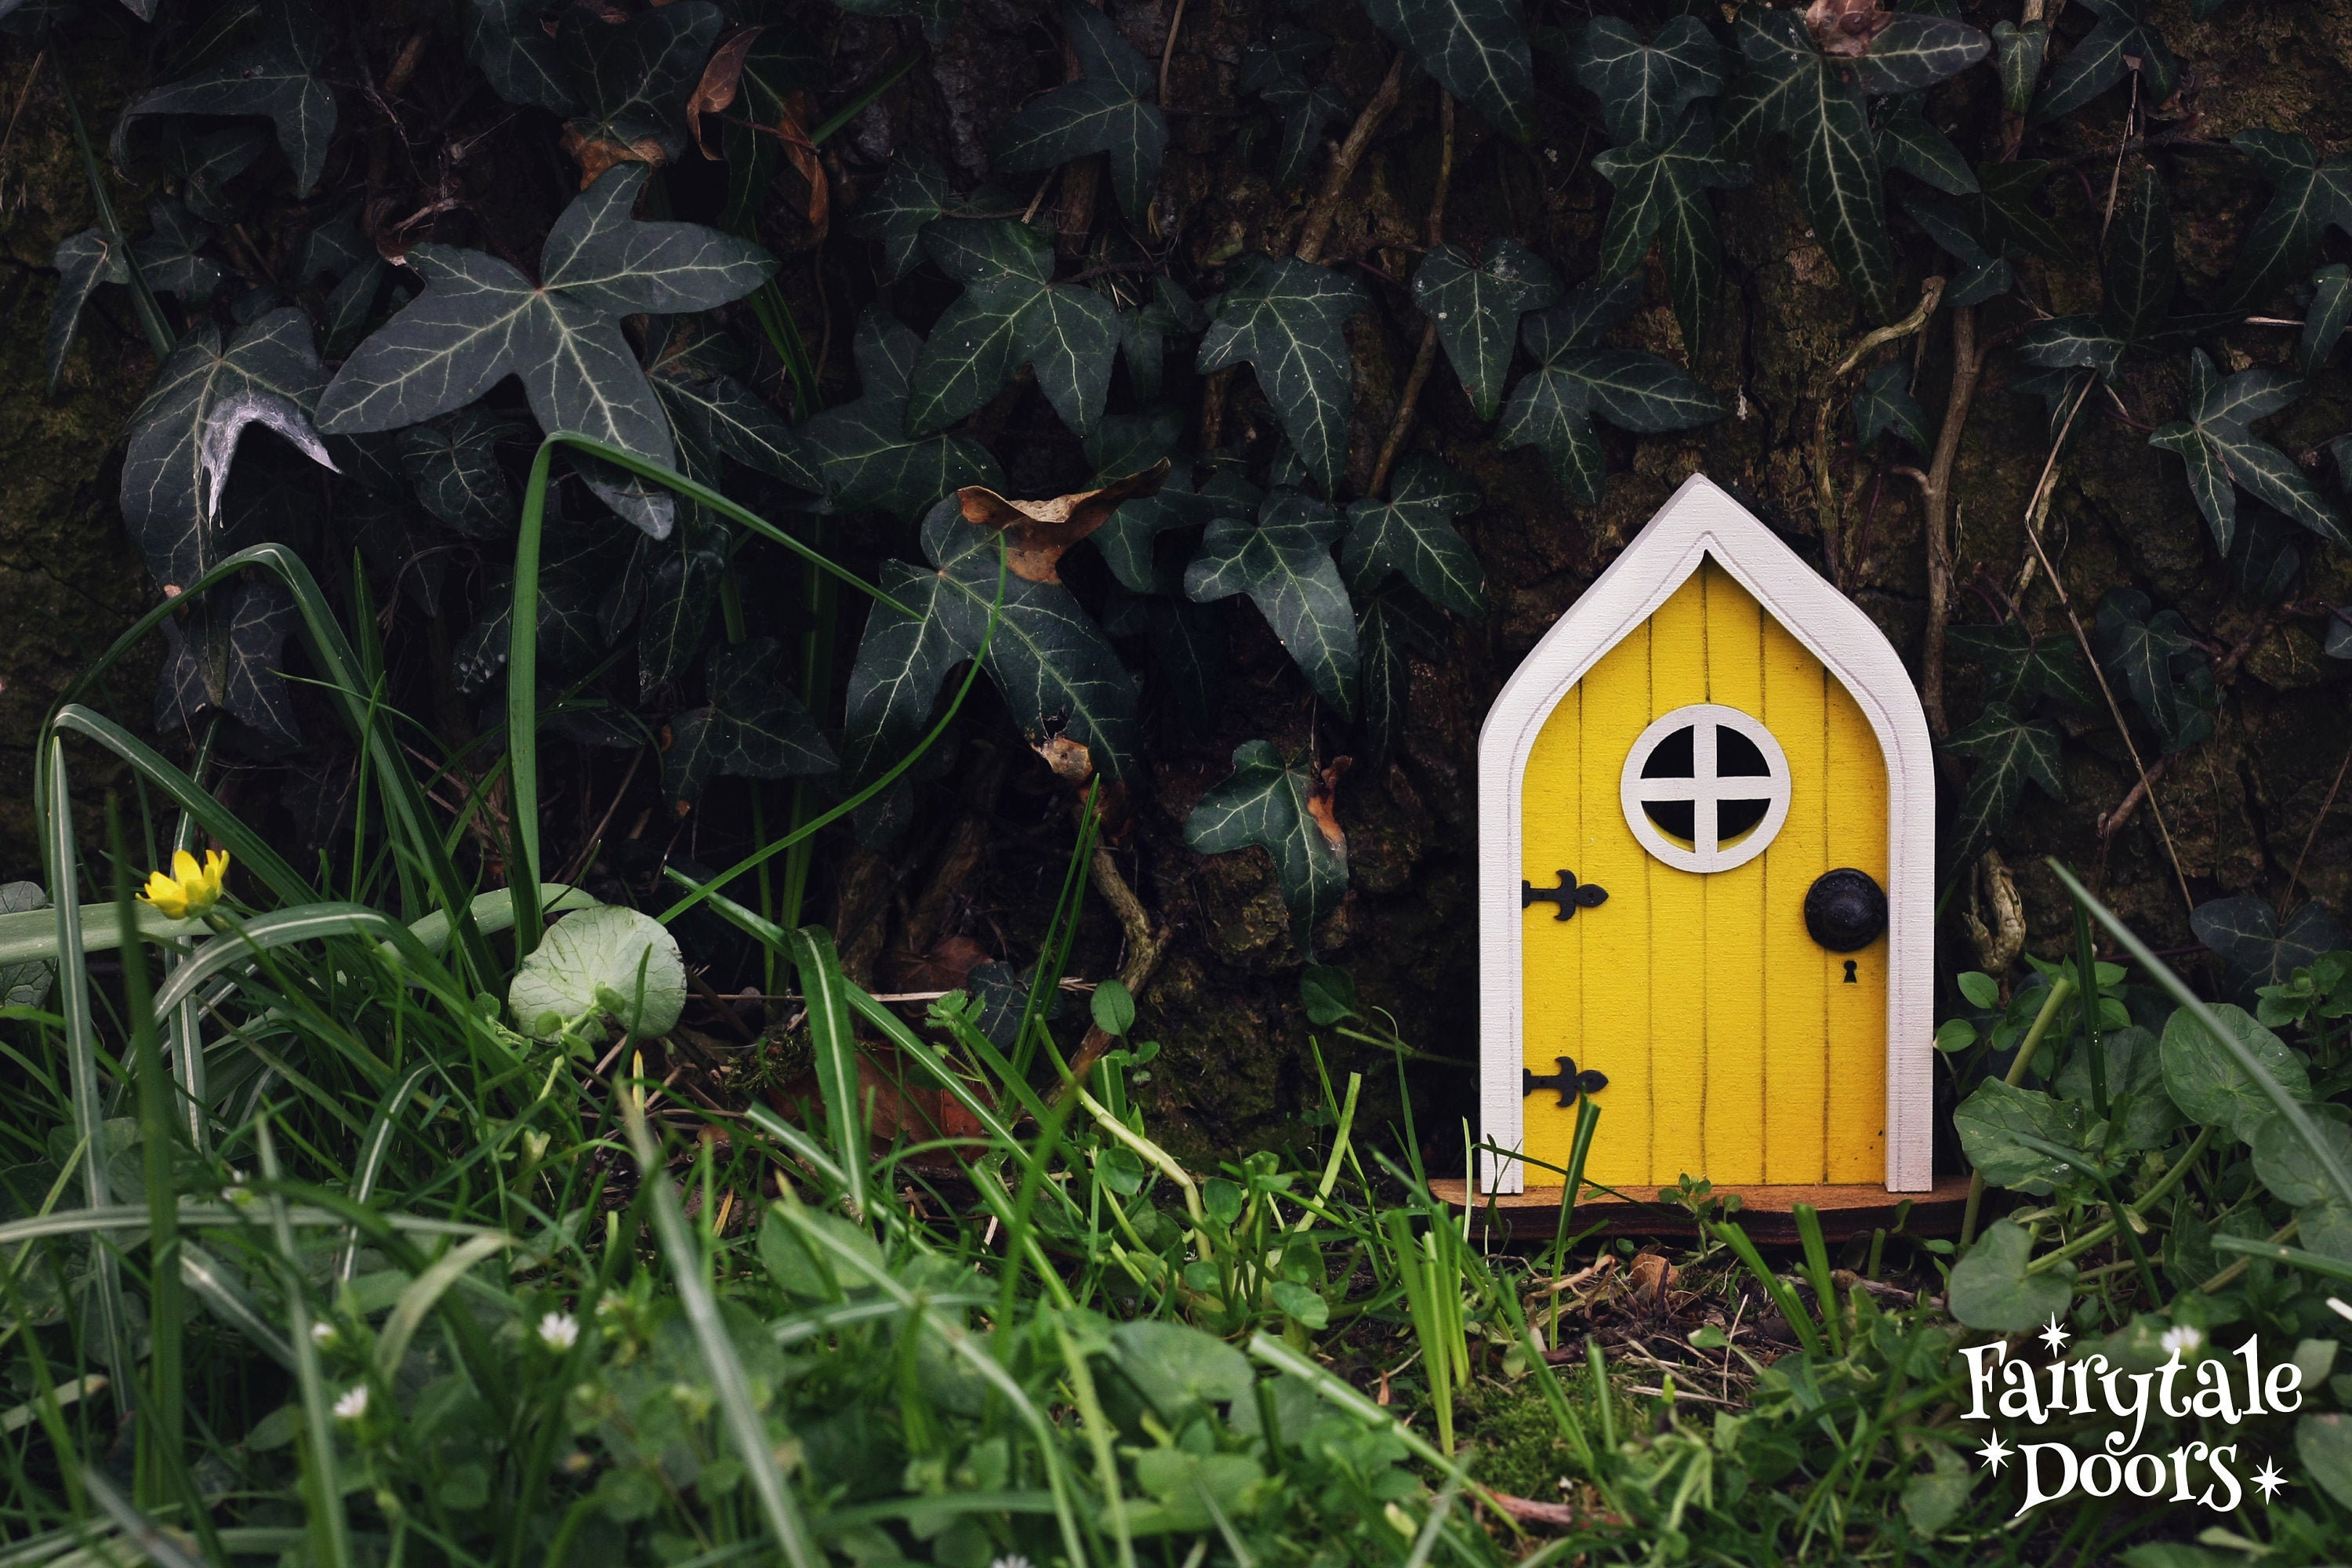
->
[786,927,867,1221]
[255,1120,354,1568]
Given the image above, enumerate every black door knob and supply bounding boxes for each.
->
[1804,869,1887,951]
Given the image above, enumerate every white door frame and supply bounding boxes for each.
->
[1475,474,1936,1194]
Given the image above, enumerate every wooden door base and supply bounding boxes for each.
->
[1427,1175,1973,1243]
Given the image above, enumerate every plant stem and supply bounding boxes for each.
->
[1959,975,2075,1247]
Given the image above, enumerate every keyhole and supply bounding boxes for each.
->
[1842,960,1859,984]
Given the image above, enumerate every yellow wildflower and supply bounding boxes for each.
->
[141,849,229,920]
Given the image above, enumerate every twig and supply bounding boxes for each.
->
[2015,382,2196,917]
[558,746,647,884]
[1915,304,1983,746]
[0,49,43,168]
[1062,848,1175,1088]
[2281,739,2352,916]
[1294,53,1406,266]
[1157,0,1187,107]
[1813,278,1944,586]
[1367,92,1455,496]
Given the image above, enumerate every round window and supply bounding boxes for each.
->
[1617,704,1792,873]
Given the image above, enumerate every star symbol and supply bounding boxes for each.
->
[1976,1432,2013,1475]
[2039,1312,2071,1356]
[2252,1460,2290,1503]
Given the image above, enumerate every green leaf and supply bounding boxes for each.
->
[465,0,579,114]
[2252,1110,2352,1209]
[1591,105,1746,350]
[132,198,223,303]
[557,0,721,153]
[1300,963,1359,1025]
[1082,412,1225,591]
[2013,314,2125,383]
[1849,13,1991,96]
[542,164,776,316]
[1410,241,1561,419]
[1091,978,1136,1037]
[2299,263,2351,372]
[840,564,965,788]
[1183,740,1348,949]
[45,227,127,390]
[1853,360,1926,450]
[2147,349,2346,553]
[2034,0,2177,123]
[1196,255,1367,491]
[1361,0,1535,141]
[1974,158,2074,263]
[647,339,819,492]
[1955,1077,2089,1195]
[1944,700,2061,862]
[1875,95,1976,195]
[1722,7,1897,321]
[1341,456,1483,616]
[173,125,272,222]
[2159,1002,2311,1143]
[2191,896,2344,995]
[1991,20,2047,115]
[2298,1414,2352,1512]
[636,524,728,699]
[1573,16,1726,147]
[122,310,328,592]
[850,154,953,281]
[1112,1321,1256,1417]
[1185,490,1357,716]
[990,6,1167,223]
[508,905,685,1041]
[1356,583,1446,769]
[121,0,337,195]
[2219,132,2352,310]
[663,637,837,805]
[1947,1221,2072,1332]
[1944,622,2092,710]
[397,408,517,537]
[791,310,1004,519]
[2100,165,2176,345]
[908,219,1119,436]
[2053,1025,2181,1152]
[2092,586,2201,743]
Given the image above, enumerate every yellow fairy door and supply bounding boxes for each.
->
[1515,557,1891,1189]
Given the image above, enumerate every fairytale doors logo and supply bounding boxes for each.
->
[1961,1316,2305,1515]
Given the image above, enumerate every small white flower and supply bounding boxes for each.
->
[310,1322,338,1346]
[2160,1323,2205,1359]
[989,1556,1033,1568]
[332,1385,369,1421]
[537,1311,580,1352]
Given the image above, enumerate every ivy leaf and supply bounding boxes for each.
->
[637,523,728,699]
[908,219,1119,436]
[122,310,327,591]
[1361,0,1535,141]
[1975,158,2073,263]
[1341,456,1483,616]
[133,198,223,303]
[1852,360,1926,451]
[45,227,126,390]
[2218,131,2352,313]
[1357,583,1446,769]
[1185,490,1357,716]
[954,463,1171,584]
[663,636,837,805]
[317,167,774,538]
[1903,198,2011,285]
[220,579,303,750]
[397,407,517,537]
[851,153,953,281]
[1846,13,1991,94]
[1944,622,2092,710]
[2034,0,2177,123]
[1875,95,1976,195]
[1080,412,1223,591]
[1944,699,2061,865]
[173,125,271,222]
[2148,349,2346,553]
[1591,104,1746,351]
[840,564,965,787]
[1990,19,2047,115]
[1183,740,1349,949]
[465,0,579,114]
[646,343,820,492]
[800,310,1004,518]
[924,498,1142,779]
[2093,586,2216,750]
[1498,292,1722,505]
[557,1,722,158]
[2100,165,2176,346]
[1196,255,1367,492]
[2013,315,2126,384]
[1721,8,1895,321]
[121,0,336,196]
[2193,898,2345,1000]
[991,3,1167,223]
[1410,241,1561,419]
[1573,16,1726,148]
[2227,505,2303,605]
[2300,263,2352,372]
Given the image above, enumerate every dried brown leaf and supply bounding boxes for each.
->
[1805,0,1891,56]
[1306,757,1351,851]
[956,460,1172,583]
[688,26,765,160]
[1034,735,1094,786]
[561,123,667,187]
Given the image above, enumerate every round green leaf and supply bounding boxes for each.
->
[509,905,684,1041]
[1091,977,1136,1038]
[2158,1003,2310,1143]
[1946,1219,2072,1332]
